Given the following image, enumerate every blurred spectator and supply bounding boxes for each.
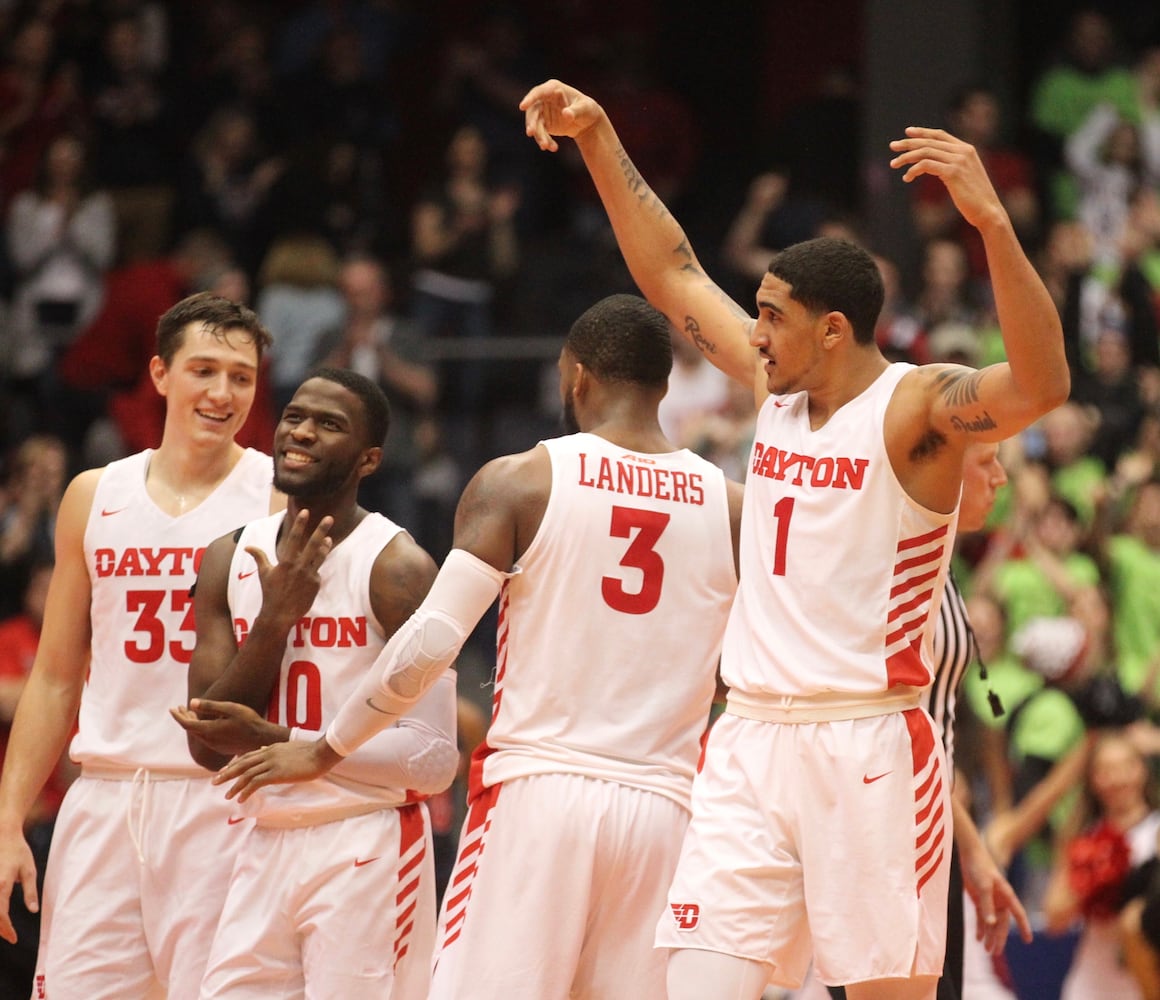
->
[255,231,345,414]
[975,463,1102,642]
[677,377,756,484]
[0,16,83,216]
[911,84,1039,288]
[432,4,546,216]
[1029,8,1139,224]
[0,559,74,999]
[280,22,399,154]
[914,237,985,337]
[410,123,520,420]
[1071,325,1147,470]
[1043,731,1160,1000]
[87,12,175,262]
[1104,478,1160,695]
[764,64,862,219]
[657,333,732,448]
[1064,99,1160,270]
[273,0,409,85]
[872,252,924,363]
[3,132,115,437]
[183,18,287,152]
[173,104,284,276]
[408,416,463,563]
[55,228,274,460]
[1040,401,1109,525]
[313,255,438,531]
[274,137,400,261]
[0,434,66,619]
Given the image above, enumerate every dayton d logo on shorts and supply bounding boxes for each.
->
[670,902,700,930]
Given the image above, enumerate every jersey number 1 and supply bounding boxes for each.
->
[602,505,671,615]
[771,496,794,576]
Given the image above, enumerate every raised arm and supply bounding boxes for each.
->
[521,79,760,393]
[0,470,99,942]
[890,128,1069,444]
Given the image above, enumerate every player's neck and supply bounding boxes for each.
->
[146,440,244,516]
[806,349,889,429]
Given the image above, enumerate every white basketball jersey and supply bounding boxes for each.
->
[722,363,957,700]
[73,447,272,772]
[478,433,737,809]
[228,511,413,823]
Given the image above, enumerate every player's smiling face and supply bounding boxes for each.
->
[273,378,369,498]
[751,274,825,395]
[153,322,259,442]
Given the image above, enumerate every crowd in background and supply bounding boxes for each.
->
[2,1,1160,996]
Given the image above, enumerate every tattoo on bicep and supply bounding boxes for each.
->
[934,368,997,432]
[935,369,984,407]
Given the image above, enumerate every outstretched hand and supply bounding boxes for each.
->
[889,127,1006,232]
[212,737,343,802]
[246,509,334,629]
[519,79,604,152]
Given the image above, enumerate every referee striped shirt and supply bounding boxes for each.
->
[927,573,976,771]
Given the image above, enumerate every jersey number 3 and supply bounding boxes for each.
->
[602,505,671,615]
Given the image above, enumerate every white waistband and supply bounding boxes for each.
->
[254,801,397,830]
[725,688,923,723]
[81,765,208,781]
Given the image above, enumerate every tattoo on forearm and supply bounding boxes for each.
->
[615,145,669,219]
[685,316,718,355]
[935,369,983,407]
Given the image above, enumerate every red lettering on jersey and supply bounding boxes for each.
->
[234,617,251,645]
[616,461,634,495]
[577,456,705,506]
[834,456,869,490]
[94,546,204,577]
[94,548,116,577]
[338,617,367,647]
[115,548,143,576]
[752,441,870,492]
[578,453,595,487]
[810,456,835,487]
[595,457,614,491]
[670,902,700,930]
[289,616,368,649]
[653,467,671,501]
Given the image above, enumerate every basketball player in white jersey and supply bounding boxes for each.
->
[214,294,744,999]
[171,368,457,999]
[0,293,280,999]
[517,81,1069,1000]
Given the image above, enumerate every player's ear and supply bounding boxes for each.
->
[821,311,850,350]
[358,446,383,479]
[149,354,169,395]
[571,362,591,400]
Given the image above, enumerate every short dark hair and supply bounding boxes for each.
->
[768,237,884,345]
[156,292,273,365]
[307,367,391,449]
[565,294,672,388]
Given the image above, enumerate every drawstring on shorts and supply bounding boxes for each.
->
[127,768,153,864]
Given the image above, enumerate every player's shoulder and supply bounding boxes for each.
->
[59,466,107,518]
[470,444,550,500]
